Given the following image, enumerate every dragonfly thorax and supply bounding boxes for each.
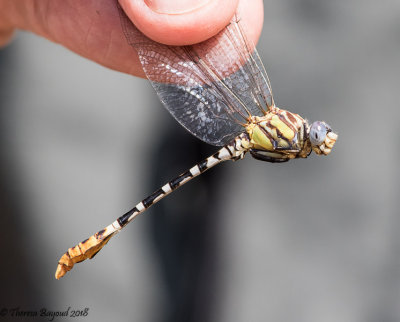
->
[244,107,313,162]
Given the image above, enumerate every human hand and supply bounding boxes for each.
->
[0,0,263,78]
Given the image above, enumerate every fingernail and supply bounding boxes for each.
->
[144,0,210,14]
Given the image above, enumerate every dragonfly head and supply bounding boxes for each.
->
[308,121,338,155]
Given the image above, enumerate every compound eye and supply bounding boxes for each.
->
[310,121,327,146]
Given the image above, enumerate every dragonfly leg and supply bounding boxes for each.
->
[249,149,290,163]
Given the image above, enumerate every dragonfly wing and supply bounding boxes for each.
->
[119,6,274,146]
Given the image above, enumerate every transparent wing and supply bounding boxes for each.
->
[118,6,274,146]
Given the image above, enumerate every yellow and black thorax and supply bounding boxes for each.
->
[243,107,311,162]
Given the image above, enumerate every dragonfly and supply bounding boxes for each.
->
[55,4,337,279]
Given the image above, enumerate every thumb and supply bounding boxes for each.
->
[119,0,263,46]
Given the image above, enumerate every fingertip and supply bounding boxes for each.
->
[118,0,239,45]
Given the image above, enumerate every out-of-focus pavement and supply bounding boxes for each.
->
[1,0,399,321]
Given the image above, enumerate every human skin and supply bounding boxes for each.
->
[0,0,263,78]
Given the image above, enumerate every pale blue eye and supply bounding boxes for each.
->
[310,121,328,146]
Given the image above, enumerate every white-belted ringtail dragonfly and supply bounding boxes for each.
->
[55,4,337,279]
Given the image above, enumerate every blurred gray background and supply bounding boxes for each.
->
[1,0,399,321]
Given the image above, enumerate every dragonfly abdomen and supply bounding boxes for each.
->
[55,139,247,279]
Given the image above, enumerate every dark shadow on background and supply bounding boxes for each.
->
[147,108,228,322]
[0,47,44,308]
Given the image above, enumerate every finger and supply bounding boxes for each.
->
[119,0,263,46]
[10,0,263,78]
[0,27,14,47]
